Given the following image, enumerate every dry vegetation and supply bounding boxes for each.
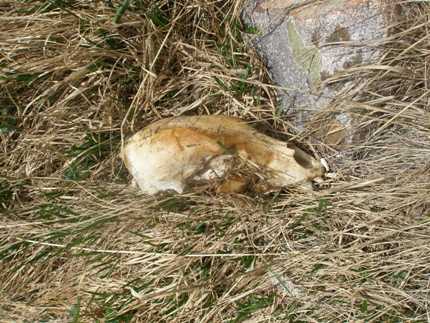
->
[1,0,429,322]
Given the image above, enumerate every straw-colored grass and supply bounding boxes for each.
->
[1,0,429,322]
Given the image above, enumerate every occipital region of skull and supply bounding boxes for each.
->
[121,115,325,195]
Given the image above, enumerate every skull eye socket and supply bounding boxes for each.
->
[287,143,314,169]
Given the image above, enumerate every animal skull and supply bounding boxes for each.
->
[121,115,324,194]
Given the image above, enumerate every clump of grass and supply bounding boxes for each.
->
[1,0,429,322]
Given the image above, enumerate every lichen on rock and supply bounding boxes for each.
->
[242,0,391,143]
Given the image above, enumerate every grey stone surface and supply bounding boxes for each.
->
[242,0,389,130]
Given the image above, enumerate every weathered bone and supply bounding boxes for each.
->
[121,115,324,194]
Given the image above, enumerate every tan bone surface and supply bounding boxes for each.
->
[121,115,324,194]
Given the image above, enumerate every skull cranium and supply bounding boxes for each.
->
[121,115,324,194]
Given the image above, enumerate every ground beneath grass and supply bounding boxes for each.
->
[1,1,429,322]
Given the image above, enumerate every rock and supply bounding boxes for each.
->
[242,0,390,137]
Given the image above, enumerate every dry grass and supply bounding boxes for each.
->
[1,0,429,322]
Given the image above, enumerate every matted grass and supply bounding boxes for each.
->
[1,0,429,322]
